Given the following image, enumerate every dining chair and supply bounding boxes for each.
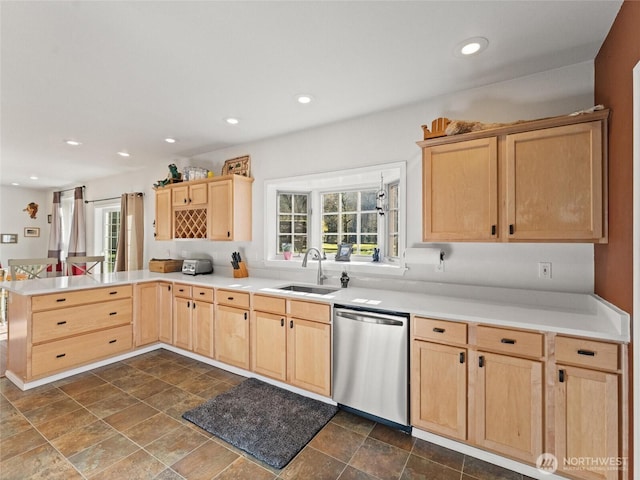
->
[66,255,105,276]
[8,258,58,280]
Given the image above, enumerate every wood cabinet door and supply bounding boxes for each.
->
[411,341,467,440]
[475,352,543,464]
[251,310,287,381]
[215,305,249,369]
[505,121,603,240]
[173,297,192,350]
[154,188,172,241]
[193,300,214,358]
[287,318,331,396]
[134,282,159,346]
[171,185,189,206]
[554,365,619,480]
[423,137,498,241]
[158,283,173,344]
[190,183,208,206]
[208,180,232,240]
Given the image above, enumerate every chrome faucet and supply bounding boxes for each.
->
[302,247,327,285]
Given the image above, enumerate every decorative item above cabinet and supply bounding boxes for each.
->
[418,109,608,243]
[154,175,253,241]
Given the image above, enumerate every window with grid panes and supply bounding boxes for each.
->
[387,182,399,257]
[277,192,309,255]
[321,189,378,256]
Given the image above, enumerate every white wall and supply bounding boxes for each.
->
[0,185,50,266]
[50,61,597,293]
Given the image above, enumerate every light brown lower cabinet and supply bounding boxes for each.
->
[172,284,214,355]
[134,281,172,346]
[474,351,543,464]
[411,340,467,440]
[215,304,250,369]
[251,295,331,396]
[411,319,627,480]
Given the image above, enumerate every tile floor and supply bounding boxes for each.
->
[0,349,532,480]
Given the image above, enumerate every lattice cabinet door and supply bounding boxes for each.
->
[174,208,207,239]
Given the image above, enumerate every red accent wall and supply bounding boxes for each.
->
[594,0,639,315]
[595,2,640,477]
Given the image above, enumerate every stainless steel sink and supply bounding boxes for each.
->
[277,284,339,295]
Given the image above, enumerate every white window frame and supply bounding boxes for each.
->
[93,200,121,273]
[265,162,407,275]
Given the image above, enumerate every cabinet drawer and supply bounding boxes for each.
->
[289,300,330,324]
[413,317,467,344]
[217,289,250,309]
[32,285,132,312]
[32,298,132,343]
[555,336,619,372]
[31,325,132,377]
[192,286,214,303]
[173,284,193,298]
[253,294,286,314]
[477,326,543,358]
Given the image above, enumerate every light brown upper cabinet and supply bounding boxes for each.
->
[153,175,253,241]
[154,187,172,241]
[208,175,253,241]
[418,110,608,243]
[423,137,498,241]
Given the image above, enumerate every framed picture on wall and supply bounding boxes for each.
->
[1,233,18,243]
[24,227,40,237]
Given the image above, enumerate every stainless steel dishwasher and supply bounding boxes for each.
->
[332,305,410,427]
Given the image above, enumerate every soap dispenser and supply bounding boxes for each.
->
[340,271,350,288]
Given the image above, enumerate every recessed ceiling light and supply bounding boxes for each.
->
[11,182,20,186]
[164,138,177,144]
[29,175,38,180]
[117,151,130,157]
[296,94,313,104]
[64,139,82,146]
[225,117,240,125]
[455,37,489,57]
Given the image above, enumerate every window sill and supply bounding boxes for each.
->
[264,258,408,277]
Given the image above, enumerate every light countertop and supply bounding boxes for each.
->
[1,270,630,343]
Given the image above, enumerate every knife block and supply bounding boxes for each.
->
[233,261,249,278]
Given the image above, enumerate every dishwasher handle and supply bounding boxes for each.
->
[335,309,405,326]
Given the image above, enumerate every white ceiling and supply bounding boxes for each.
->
[0,0,622,189]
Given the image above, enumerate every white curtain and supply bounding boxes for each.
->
[115,193,144,271]
[67,187,86,275]
[46,191,63,274]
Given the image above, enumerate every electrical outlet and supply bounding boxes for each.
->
[538,262,552,279]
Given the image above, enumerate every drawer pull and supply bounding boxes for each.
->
[227,296,234,301]
[56,298,66,303]
[459,352,465,364]
[109,339,117,344]
[559,369,566,383]
[56,353,66,358]
[109,312,117,316]
[478,355,485,368]
[244,312,247,320]
[509,224,515,235]
[187,301,190,308]
[109,291,118,295]
[500,338,516,344]
[290,320,293,329]
[281,318,284,327]
[56,321,67,325]
[199,292,205,296]
[178,288,185,292]
[577,349,596,357]
[491,224,496,235]
[193,302,196,309]
[432,327,445,333]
